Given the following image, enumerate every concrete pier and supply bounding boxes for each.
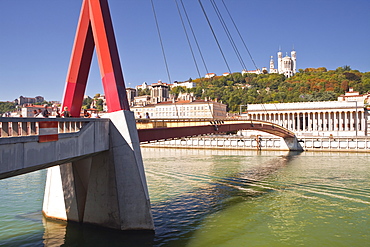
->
[42,111,154,231]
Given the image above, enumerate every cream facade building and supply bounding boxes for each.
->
[243,101,369,137]
[337,87,370,103]
[132,99,227,119]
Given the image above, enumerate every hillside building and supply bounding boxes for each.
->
[15,96,45,105]
[337,87,370,103]
[172,81,196,89]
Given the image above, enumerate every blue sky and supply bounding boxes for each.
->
[0,0,369,102]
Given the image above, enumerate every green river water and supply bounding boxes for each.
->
[0,148,369,246]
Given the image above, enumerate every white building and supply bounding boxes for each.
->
[242,68,268,75]
[242,101,369,137]
[132,99,227,119]
[135,82,149,91]
[172,81,196,89]
[270,49,296,77]
[205,73,216,78]
[269,56,278,73]
[338,87,370,103]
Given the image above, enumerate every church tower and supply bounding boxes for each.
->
[269,56,278,73]
[291,50,296,74]
[277,50,283,74]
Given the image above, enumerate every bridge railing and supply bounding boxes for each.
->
[136,118,227,129]
[0,117,104,138]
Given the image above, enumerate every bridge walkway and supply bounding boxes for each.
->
[136,118,295,142]
[0,117,295,180]
[0,117,109,179]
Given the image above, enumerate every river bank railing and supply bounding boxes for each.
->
[142,135,370,152]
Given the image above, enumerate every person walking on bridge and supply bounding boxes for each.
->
[62,106,71,117]
[42,104,50,118]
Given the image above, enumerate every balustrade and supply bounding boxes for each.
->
[0,118,92,138]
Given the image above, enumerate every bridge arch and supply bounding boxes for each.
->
[136,119,295,143]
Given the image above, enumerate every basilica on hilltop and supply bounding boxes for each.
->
[269,49,296,77]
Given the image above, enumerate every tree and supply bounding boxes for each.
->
[170,86,186,97]
[82,96,93,109]
[0,102,16,115]
[96,99,104,111]
[137,88,150,96]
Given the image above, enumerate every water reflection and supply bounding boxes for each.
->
[1,149,369,246]
[38,149,296,246]
[186,151,370,247]
[42,218,155,247]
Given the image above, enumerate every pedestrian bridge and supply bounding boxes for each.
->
[0,0,301,233]
[0,116,296,180]
[136,118,295,142]
[0,117,109,180]
[0,113,301,232]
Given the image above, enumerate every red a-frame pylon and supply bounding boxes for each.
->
[62,0,129,117]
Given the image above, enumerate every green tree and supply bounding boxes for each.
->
[0,102,16,115]
[96,99,104,111]
[82,96,93,109]
[170,86,186,97]
[137,88,150,96]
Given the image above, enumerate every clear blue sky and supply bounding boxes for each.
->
[0,0,369,102]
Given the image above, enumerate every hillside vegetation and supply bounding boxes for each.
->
[171,66,370,112]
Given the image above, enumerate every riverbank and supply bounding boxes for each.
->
[141,135,370,152]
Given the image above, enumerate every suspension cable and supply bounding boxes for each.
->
[150,0,172,84]
[174,0,202,79]
[221,0,259,71]
[210,0,247,71]
[197,0,232,75]
[179,0,210,76]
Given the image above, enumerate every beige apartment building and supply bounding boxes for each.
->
[132,99,227,119]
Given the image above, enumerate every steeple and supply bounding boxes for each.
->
[269,56,278,74]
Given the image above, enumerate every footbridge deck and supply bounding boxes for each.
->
[0,117,109,179]
[136,118,295,142]
[0,117,295,180]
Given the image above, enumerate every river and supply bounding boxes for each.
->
[0,148,369,246]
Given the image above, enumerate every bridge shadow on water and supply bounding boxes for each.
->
[1,151,302,247]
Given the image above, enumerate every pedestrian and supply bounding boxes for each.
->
[36,109,44,118]
[91,110,100,118]
[62,106,71,117]
[83,109,91,118]
[55,108,61,118]
[145,112,150,119]
[42,104,50,118]
[33,110,38,117]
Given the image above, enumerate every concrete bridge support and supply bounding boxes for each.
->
[281,137,304,151]
[43,110,154,231]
